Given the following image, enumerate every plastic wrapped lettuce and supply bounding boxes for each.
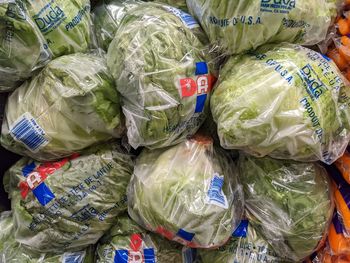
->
[107,2,215,149]
[1,53,124,161]
[238,154,333,262]
[186,0,338,55]
[148,0,188,11]
[127,135,244,248]
[197,219,292,263]
[211,43,350,164]
[96,213,186,262]
[93,0,142,51]
[0,212,95,263]
[4,142,133,253]
[25,0,94,57]
[0,0,51,92]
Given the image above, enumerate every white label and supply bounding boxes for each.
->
[9,112,51,152]
[62,251,85,263]
[163,6,199,29]
[206,173,228,209]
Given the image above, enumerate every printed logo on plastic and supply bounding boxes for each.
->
[114,234,156,263]
[205,173,229,209]
[20,153,79,206]
[32,0,66,34]
[180,62,215,113]
[260,0,296,14]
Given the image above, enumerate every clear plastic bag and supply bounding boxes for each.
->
[107,2,215,149]
[197,218,292,263]
[127,135,244,249]
[238,154,333,261]
[0,211,94,262]
[96,213,186,263]
[4,142,133,253]
[211,43,350,164]
[25,0,95,58]
[1,53,124,161]
[186,0,339,55]
[92,0,142,51]
[0,0,51,92]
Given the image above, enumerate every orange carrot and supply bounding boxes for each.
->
[334,188,350,232]
[344,68,350,81]
[338,18,350,35]
[341,36,350,47]
[328,221,349,255]
[327,49,348,71]
[335,152,350,184]
[339,45,350,62]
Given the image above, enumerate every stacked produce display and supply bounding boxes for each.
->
[1,0,350,262]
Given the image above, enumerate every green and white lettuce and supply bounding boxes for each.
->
[93,0,142,51]
[186,0,338,55]
[127,136,244,248]
[107,2,214,149]
[25,0,94,57]
[1,53,124,161]
[211,43,350,164]
[197,219,292,263]
[238,154,333,262]
[0,0,50,91]
[96,213,185,263]
[0,211,95,263]
[4,142,133,253]
[0,212,94,263]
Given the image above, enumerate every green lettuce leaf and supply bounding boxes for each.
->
[4,142,133,253]
[211,43,350,164]
[24,0,94,57]
[127,136,244,248]
[197,219,293,263]
[186,0,338,55]
[238,154,333,261]
[96,213,184,262]
[107,2,213,149]
[93,0,142,51]
[0,0,50,91]
[0,212,94,263]
[1,53,124,161]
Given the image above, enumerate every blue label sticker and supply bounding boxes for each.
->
[206,173,228,209]
[176,229,195,242]
[22,162,36,177]
[143,248,156,263]
[233,220,249,238]
[163,6,199,29]
[194,94,207,113]
[114,250,128,263]
[10,113,50,152]
[32,183,55,206]
[195,62,209,75]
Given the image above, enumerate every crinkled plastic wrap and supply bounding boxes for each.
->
[4,142,133,253]
[211,43,350,164]
[127,135,244,248]
[0,0,51,92]
[96,213,185,263]
[25,0,94,57]
[328,156,350,238]
[238,154,333,261]
[107,2,215,149]
[0,211,94,262]
[186,0,338,55]
[197,219,292,263]
[93,0,142,51]
[148,0,188,11]
[1,53,124,161]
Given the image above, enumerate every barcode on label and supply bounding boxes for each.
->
[63,251,85,263]
[9,113,50,152]
[206,173,228,209]
[163,6,199,29]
